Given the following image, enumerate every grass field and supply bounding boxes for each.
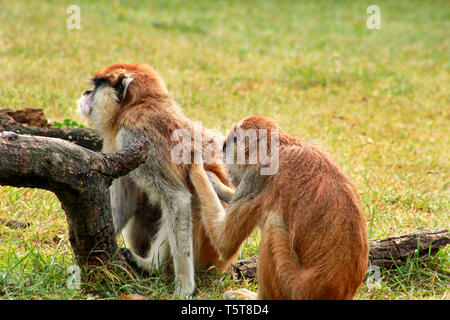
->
[0,0,448,300]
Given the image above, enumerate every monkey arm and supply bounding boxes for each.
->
[190,164,259,260]
[205,170,235,203]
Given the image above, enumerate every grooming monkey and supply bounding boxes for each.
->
[78,63,238,296]
[189,116,369,299]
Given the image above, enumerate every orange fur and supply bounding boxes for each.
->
[190,116,369,299]
[92,63,238,272]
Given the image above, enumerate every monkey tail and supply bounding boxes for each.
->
[264,214,317,300]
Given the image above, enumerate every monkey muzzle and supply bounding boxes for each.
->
[77,93,93,117]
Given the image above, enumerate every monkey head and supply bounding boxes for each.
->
[223,116,281,184]
[78,63,169,136]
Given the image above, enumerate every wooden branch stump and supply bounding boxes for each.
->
[232,228,450,280]
[0,131,149,267]
[0,108,102,151]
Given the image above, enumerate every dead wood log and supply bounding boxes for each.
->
[232,228,450,280]
[367,228,449,267]
[0,131,149,267]
[0,108,102,151]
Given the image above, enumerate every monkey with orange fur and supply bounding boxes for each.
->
[78,64,238,297]
[190,116,369,299]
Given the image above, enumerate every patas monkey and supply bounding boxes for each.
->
[78,64,238,296]
[189,116,369,299]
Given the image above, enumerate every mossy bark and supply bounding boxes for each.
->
[0,130,149,267]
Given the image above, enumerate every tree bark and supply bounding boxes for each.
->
[0,108,102,151]
[232,228,450,280]
[0,131,149,267]
[367,228,450,268]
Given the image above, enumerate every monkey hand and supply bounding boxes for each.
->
[189,148,205,168]
[206,171,235,203]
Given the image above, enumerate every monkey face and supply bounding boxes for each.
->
[222,126,257,185]
[222,133,243,185]
[78,64,170,135]
[77,74,133,133]
[223,116,281,183]
[78,78,118,116]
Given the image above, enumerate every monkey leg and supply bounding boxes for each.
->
[161,191,196,297]
[144,220,171,272]
[127,192,195,297]
[121,200,162,257]
[119,197,170,273]
[121,216,152,257]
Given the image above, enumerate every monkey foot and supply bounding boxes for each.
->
[223,289,257,300]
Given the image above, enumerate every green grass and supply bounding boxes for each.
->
[0,0,449,299]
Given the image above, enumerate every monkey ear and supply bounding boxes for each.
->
[115,75,134,102]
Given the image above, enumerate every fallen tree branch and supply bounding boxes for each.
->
[0,131,149,266]
[0,108,102,151]
[232,228,450,280]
